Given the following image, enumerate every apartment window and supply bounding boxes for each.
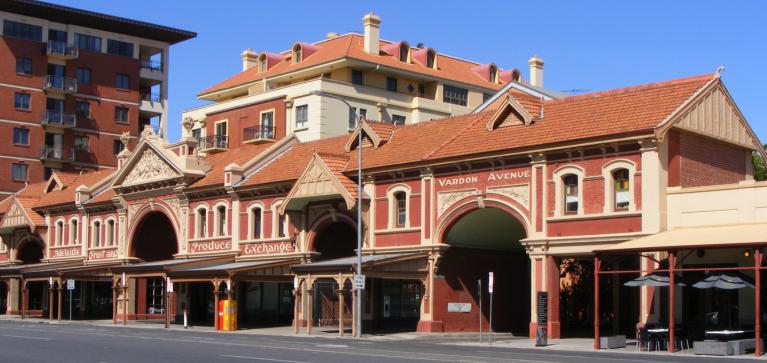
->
[115,107,129,123]
[70,219,79,244]
[191,128,202,142]
[113,140,124,155]
[11,163,27,181]
[106,219,115,246]
[392,115,406,125]
[418,84,425,96]
[107,39,134,57]
[483,93,493,103]
[13,128,29,145]
[489,65,498,83]
[115,73,130,89]
[386,77,398,92]
[216,205,227,237]
[260,112,273,135]
[395,191,407,227]
[196,208,208,238]
[351,70,364,85]
[426,50,436,69]
[613,169,630,211]
[76,67,92,85]
[74,136,89,152]
[563,174,579,214]
[399,43,409,62]
[15,58,32,75]
[292,44,302,63]
[250,207,262,239]
[2,20,42,42]
[359,108,367,120]
[349,108,358,130]
[75,33,101,52]
[443,85,468,106]
[92,221,101,248]
[295,105,308,129]
[14,93,30,110]
[76,101,91,118]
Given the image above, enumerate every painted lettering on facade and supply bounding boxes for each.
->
[437,169,531,189]
[241,241,296,256]
[88,249,117,260]
[51,246,81,258]
[189,240,232,253]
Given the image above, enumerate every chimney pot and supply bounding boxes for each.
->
[362,12,381,55]
[241,49,259,71]
[528,55,544,88]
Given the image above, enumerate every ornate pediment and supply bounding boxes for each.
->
[122,148,181,186]
[0,199,33,229]
[280,153,357,213]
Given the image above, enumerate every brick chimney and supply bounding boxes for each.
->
[241,48,258,71]
[362,12,381,55]
[528,55,544,88]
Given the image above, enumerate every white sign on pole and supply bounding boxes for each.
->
[488,272,494,293]
[354,274,366,290]
[166,277,173,293]
[66,279,75,290]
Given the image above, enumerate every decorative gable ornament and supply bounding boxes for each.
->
[122,148,178,186]
[486,95,534,130]
[280,152,358,214]
[345,120,393,151]
[0,199,35,230]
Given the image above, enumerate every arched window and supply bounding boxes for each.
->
[563,174,579,215]
[70,219,79,245]
[56,220,64,246]
[215,204,227,237]
[106,219,115,246]
[489,65,498,83]
[612,169,630,211]
[92,220,101,248]
[278,214,287,238]
[399,43,409,62]
[292,44,302,63]
[258,54,267,72]
[394,191,407,227]
[426,49,436,69]
[250,207,262,240]
[196,207,208,238]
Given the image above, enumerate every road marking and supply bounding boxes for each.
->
[221,355,310,363]
[2,334,51,340]
[314,344,348,348]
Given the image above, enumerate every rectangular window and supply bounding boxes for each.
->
[483,93,493,103]
[76,101,90,118]
[107,39,133,57]
[191,128,202,142]
[74,136,89,152]
[146,278,165,314]
[75,33,101,52]
[2,20,42,42]
[106,220,115,246]
[396,195,407,227]
[349,108,358,130]
[115,73,130,89]
[14,93,30,110]
[351,70,363,85]
[115,107,129,123]
[15,58,32,75]
[113,140,124,155]
[613,169,630,211]
[443,85,468,106]
[563,175,579,214]
[386,77,398,92]
[11,163,28,181]
[278,215,286,238]
[295,105,308,129]
[392,114,406,125]
[13,127,29,145]
[76,67,92,85]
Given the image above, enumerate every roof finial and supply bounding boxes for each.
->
[715,65,725,77]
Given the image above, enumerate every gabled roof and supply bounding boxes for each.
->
[199,34,508,97]
[188,141,278,189]
[35,168,115,209]
[279,152,360,213]
[344,121,395,151]
[485,95,535,130]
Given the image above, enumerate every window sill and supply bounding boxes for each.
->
[546,211,641,222]
[294,127,308,132]
[13,143,30,148]
[189,235,231,242]
[241,237,292,243]
[15,73,32,77]
[375,227,420,234]
[89,246,117,251]
[14,108,31,113]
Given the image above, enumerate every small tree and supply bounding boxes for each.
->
[754,144,767,181]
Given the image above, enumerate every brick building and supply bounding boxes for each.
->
[0,0,195,195]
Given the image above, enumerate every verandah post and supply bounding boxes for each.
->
[756,249,762,357]
[593,256,600,350]
[668,251,676,353]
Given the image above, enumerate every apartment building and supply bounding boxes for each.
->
[0,0,195,195]
[183,12,562,152]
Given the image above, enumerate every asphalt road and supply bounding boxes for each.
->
[0,320,741,363]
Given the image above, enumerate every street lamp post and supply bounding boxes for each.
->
[310,91,363,338]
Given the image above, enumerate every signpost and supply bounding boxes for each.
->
[478,279,483,344]
[488,272,494,345]
[66,279,75,321]
[354,274,365,290]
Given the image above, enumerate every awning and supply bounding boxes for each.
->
[0,261,81,278]
[168,258,299,279]
[111,257,232,274]
[596,223,767,253]
[291,253,426,273]
[22,262,122,280]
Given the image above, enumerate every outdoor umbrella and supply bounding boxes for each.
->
[624,272,686,287]
[692,272,755,290]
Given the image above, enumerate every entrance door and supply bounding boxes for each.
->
[188,282,214,325]
[313,281,338,328]
[377,279,423,331]
[215,122,227,148]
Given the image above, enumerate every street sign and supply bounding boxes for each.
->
[354,274,365,290]
[67,279,75,290]
[488,272,494,293]
[166,279,173,293]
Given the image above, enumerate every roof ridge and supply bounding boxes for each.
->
[550,73,714,104]
[422,114,486,160]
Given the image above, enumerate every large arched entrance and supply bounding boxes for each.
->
[310,220,356,331]
[131,211,178,262]
[438,205,530,335]
[313,221,357,261]
[17,240,46,317]
[17,240,43,264]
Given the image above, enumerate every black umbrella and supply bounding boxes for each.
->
[692,272,755,290]
[624,272,686,287]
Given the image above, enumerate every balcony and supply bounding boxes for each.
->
[43,75,78,94]
[140,59,162,72]
[46,40,78,59]
[42,111,76,129]
[198,135,228,153]
[140,92,164,115]
[243,125,275,144]
[140,59,164,81]
[40,146,74,163]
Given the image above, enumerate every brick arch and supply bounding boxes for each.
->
[128,205,179,261]
[305,212,357,259]
[15,234,44,264]
[435,197,530,246]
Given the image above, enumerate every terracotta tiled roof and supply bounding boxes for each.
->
[53,171,82,187]
[0,196,12,215]
[317,152,359,200]
[17,196,44,226]
[188,142,277,189]
[34,168,115,209]
[199,34,506,96]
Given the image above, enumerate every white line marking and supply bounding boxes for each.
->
[2,334,51,340]
[221,355,310,363]
[314,344,348,348]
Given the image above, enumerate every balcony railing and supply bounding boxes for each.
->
[42,111,76,128]
[141,92,162,103]
[243,125,275,143]
[40,146,74,163]
[140,59,163,72]
[44,75,78,93]
[46,40,78,58]
[198,135,228,151]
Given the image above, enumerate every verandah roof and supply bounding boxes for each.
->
[596,223,767,253]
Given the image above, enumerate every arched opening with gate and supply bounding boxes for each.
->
[312,220,357,261]
[436,202,530,335]
[17,240,46,317]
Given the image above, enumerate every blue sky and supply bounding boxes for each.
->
[51,0,767,143]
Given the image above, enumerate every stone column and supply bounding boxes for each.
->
[305,289,313,335]
[337,288,345,336]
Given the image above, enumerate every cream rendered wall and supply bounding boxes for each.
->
[666,181,767,229]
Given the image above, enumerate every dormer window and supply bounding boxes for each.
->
[426,49,436,69]
[489,65,498,83]
[399,42,409,62]
[292,44,302,63]
[258,54,267,72]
